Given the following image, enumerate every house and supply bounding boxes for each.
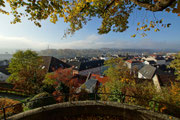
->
[125,59,144,70]
[68,60,104,76]
[153,64,175,74]
[90,74,109,85]
[0,65,10,82]
[41,56,71,73]
[165,58,174,65]
[142,55,166,65]
[67,57,91,63]
[0,60,9,66]
[156,57,166,65]
[77,73,109,93]
[77,74,99,93]
[143,60,156,66]
[138,65,175,92]
[99,56,109,61]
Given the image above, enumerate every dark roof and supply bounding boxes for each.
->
[0,65,10,75]
[0,60,9,65]
[156,57,165,60]
[138,65,156,79]
[41,56,71,72]
[147,60,156,65]
[138,65,165,79]
[84,78,98,89]
[166,58,174,62]
[154,65,175,74]
[68,60,104,71]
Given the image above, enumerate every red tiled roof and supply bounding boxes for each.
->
[126,60,133,63]
[126,60,142,63]
[151,54,157,56]
[90,74,109,84]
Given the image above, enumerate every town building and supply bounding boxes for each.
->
[0,65,10,82]
[68,60,105,76]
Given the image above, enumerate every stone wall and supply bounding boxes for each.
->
[8,101,179,120]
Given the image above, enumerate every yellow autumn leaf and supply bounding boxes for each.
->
[131,34,136,37]
[154,28,160,32]
[115,2,119,6]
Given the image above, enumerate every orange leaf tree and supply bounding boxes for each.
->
[43,68,83,102]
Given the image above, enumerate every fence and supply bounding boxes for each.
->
[0,92,179,120]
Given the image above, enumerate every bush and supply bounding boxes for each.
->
[42,84,55,94]
[27,92,56,109]
[0,98,23,117]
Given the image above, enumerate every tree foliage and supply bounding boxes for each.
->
[99,57,135,102]
[7,50,46,94]
[43,68,82,102]
[169,52,180,81]
[0,0,179,37]
[99,57,180,117]
[27,92,56,109]
[104,57,134,82]
[0,98,23,117]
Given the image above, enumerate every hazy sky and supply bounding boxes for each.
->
[0,5,180,53]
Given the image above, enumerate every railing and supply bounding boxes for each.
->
[0,92,179,120]
[0,87,30,97]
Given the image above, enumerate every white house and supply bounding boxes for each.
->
[138,65,174,92]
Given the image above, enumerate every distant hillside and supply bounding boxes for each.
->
[38,48,179,59]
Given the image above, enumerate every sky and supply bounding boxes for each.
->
[0,4,180,54]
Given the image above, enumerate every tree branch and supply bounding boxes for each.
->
[130,0,176,11]
[105,0,116,11]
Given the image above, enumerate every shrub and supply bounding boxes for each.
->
[0,98,23,117]
[41,84,55,94]
[27,92,56,109]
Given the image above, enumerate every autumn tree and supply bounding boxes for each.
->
[7,50,46,94]
[104,57,134,82]
[168,52,180,113]
[0,0,179,37]
[43,68,82,102]
[169,52,180,81]
[99,57,134,102]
